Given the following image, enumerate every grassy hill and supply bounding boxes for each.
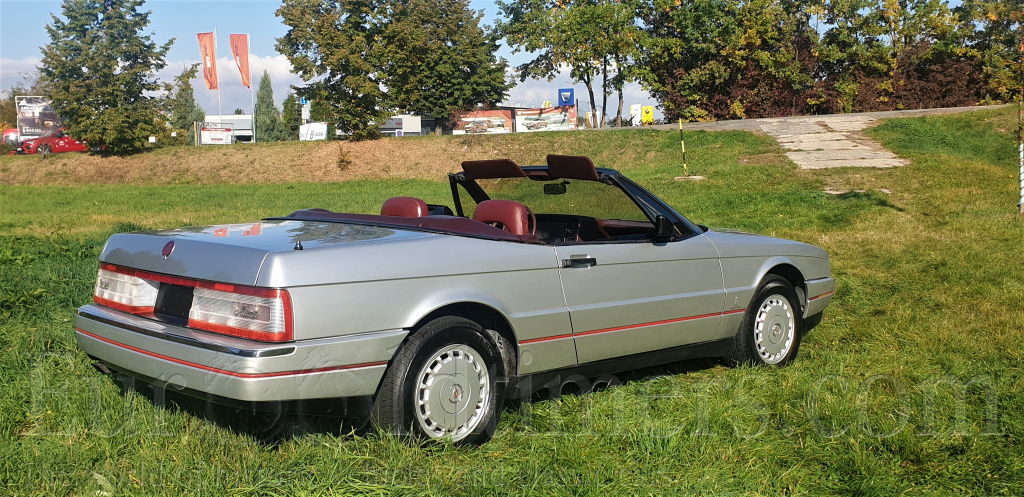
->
[0,107,1021,495]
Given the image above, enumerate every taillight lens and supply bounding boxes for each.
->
[92,264,293,342]
[188,286,292,341]
[94,267,159,313]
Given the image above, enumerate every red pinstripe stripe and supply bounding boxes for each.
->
[76,328,387,378]
[810,290,835,301]
[520,308,746,345]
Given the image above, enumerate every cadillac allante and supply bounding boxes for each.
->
[75,155,835,443]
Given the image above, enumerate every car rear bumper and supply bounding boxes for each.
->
[75,304,406,403]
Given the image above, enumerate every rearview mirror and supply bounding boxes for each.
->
[653,215,676,241]
[543,183,567,195]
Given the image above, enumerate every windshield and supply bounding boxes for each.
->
[460,177,651,222]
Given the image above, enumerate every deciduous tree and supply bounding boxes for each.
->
[164,63,205,145]
[277,0,508,139]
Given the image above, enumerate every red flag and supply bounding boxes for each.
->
[197,32,218,90]
[229,34,251,88]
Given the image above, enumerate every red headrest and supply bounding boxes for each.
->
[473,200,529,236]
[462,159,528,180]
[381,197,429,217]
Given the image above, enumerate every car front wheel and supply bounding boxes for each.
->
[729,274,803,366]
[371,316,505,444]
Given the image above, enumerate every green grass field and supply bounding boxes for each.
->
[1,108,1022,495]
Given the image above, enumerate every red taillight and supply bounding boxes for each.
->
[94,263,293,342]
[188,285,293,342]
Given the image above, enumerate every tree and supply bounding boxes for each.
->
[233,108,245,115]
[40,0,173,154]
[379,0,511,128]
[281,93,300,140]
[277,0,509,138]
[255,70,285,142]
[164,63,206,145]
[497,0,641,128]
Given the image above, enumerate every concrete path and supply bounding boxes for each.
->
[636,105,1006,170]
[758,115,905,169]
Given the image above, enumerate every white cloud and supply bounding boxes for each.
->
[0,57,42,91]
[159,54,303,116]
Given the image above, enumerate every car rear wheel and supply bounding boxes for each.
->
[371,316,505,444]
[728,275,802,366]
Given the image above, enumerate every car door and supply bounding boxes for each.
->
[555,235,726,364]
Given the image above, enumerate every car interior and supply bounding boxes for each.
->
[372,155,662,245]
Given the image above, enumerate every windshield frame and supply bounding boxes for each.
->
[448,166,703,238]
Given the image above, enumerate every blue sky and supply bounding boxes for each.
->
[0,0,658,118]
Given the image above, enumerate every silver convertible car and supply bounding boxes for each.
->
[75,155,834,443]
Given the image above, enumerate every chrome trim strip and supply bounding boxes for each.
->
[76,307,296,358]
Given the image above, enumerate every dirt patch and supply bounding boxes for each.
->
[738,152,789,167]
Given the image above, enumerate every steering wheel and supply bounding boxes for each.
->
[525,205,536,236]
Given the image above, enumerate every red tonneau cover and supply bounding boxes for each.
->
[284,209,539,243]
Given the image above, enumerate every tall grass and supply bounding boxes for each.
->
[1,107,1021,495]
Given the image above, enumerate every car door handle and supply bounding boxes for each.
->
[562,257,597,268]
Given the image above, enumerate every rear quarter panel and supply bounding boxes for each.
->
[259,235,575,374]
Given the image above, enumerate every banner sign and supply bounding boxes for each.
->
[557,88,574,107]
[200,122,233,145]
[642,106,654,125]
[299,122,328,141]
[454,110,513,135]
[229,34,251,88]
[15,96,59,140]
[629,104,642,126]
[514,106,577,133]
[197,32,218,90]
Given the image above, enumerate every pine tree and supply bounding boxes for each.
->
[40,0,172,154]
[255,70,284,142]
[281,93,300,141]
[165,63,206,145]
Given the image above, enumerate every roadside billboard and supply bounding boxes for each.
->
[299,122,328,141]
[200,122,234,145]
[15,96,60,140]
[454,110,512,135]
[514,106,577,133]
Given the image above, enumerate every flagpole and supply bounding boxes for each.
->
[215,28,222,118]
[249,33,256,143]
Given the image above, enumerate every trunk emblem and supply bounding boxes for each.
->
[161,241,175,260]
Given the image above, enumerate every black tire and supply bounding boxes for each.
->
[371,316,506,444]
[728,274,803,366]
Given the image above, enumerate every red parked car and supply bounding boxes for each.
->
[14,128,89,156]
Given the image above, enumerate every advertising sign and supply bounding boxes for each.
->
[454,110,513,135]
[642,106,654,125]
[229,34,251,88]
[197,32,219,90]
[630,104,642,126]
[514,106,577,133]
[299,122,328,141]
[200,122,234,145]
[557,88,575,107]
[15,96,59,140]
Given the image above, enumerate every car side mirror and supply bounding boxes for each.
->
[653,215,676,242]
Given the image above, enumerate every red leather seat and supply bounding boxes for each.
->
[381,197,429,217]
[473,200,531,236]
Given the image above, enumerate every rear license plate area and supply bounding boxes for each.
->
[153,283,194,325]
